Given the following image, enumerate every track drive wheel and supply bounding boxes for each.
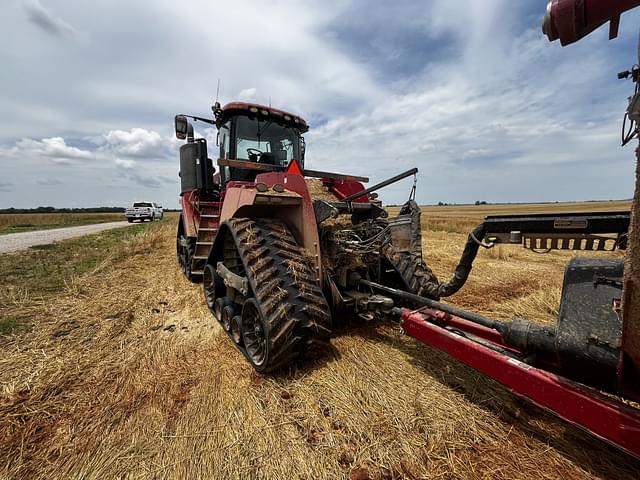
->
[213,218,332,372]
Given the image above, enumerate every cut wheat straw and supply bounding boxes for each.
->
[0,209,637,480]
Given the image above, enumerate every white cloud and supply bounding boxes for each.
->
[114,158,136,169]
[305,4,635,203]
[238,88,257,101]
[13,137,93,162]
[102,128,165,158]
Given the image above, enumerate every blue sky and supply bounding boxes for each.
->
[0,0,639,208]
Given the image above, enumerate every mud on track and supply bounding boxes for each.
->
[1,221,638,479]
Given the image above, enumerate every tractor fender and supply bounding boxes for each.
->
[217,173,323,286]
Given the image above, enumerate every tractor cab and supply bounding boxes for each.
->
[214,102,308,185]
[174,102,308,194]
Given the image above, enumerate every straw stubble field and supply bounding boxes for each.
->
[1,203,638,480]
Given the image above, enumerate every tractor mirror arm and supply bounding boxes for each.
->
[179,114,217,126]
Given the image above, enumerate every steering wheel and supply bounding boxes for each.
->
[246,148,264,159]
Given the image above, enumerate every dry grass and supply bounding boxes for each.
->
[414,202,627,325]
[0,205,638,479]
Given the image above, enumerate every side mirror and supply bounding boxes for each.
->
[175,115,189,140]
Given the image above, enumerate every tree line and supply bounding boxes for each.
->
[0,206,125,214]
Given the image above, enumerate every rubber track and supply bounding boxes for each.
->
[177,233,201,283]
[223,218,332,371]
[386,250,440,300]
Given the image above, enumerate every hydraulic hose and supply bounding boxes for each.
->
[413,222,486,300]
[433,223,486,298]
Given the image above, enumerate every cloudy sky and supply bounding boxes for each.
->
[1,0,639,208]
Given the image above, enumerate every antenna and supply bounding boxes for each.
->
[269,96,271,107]
[212,79,222,121]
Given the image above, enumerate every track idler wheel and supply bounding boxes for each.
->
[241,298,266,367]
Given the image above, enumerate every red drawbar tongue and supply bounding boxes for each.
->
[286,159,303,176]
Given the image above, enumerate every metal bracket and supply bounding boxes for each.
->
[216,263,249,296]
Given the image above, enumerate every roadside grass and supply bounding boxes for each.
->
[0,218,172,337]
[0,213,125,235]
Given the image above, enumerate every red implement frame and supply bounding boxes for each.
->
[399,308,640,460]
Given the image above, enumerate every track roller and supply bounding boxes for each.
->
[213,297,229,322]
[221,304,236,332]
[230,315,243,344]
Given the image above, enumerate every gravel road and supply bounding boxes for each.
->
[0,221,134,254]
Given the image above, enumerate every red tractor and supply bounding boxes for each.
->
[175,101,431,372]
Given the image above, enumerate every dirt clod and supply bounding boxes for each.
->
[338,451,354,466]
[280,389,293,400]
[350,467,371,480]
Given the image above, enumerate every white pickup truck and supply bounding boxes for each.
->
[125,202,163,222]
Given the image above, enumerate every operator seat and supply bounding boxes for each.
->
[274,150,288,165]
[258,152,276,165]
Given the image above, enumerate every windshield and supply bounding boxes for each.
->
[133,202,152,207]
[234,116,302,167]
